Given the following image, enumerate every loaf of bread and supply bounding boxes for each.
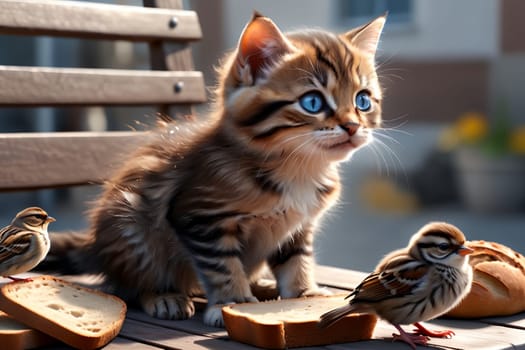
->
[0,310,57,350]
[446,240,525,318]
[0,276,127,350]
[222,295,377,349]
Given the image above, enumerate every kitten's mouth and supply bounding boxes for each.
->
[324,135,368,153]
[328,139,355,150]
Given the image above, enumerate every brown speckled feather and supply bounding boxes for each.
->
[0,227,31,262]
[348,256,428,304]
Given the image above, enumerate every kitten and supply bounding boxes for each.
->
[49,12,386,327]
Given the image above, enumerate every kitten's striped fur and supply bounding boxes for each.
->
[49,13,386,327]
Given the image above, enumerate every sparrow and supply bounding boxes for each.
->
[0,207,55,281]
[319,222,473,349]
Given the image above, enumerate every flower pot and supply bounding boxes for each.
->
[454,148,525,212]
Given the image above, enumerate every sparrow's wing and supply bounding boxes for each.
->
[348,255,428,303]
[0,227,32,263]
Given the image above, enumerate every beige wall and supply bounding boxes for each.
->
[220,0,499,60]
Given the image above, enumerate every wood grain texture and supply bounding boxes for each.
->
[367,319,518,350]
[103,337,161,350]
[482,313,525,330]
[0,131,151,190]
[0,66,206,106]
[145,0,199,119]
[120,319,251,350]
[0,0,201,41]
[314,264,368,291]
[7,269,525,349]
[126,310,227,340]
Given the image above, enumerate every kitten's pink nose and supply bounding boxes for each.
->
[341,122,360,136]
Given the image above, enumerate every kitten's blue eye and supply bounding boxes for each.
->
[355,91,372,112]
[299,91,325,114]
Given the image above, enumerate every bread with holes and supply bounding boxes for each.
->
[0,275,126,349]
[446,240,525,318]
[222,294,377,349]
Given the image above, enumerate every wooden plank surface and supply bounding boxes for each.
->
[315,264,368,290]
[92,337,161,350]
[0,66,206,106]
[145,0,199,119]
[368,319,520,350]
[0,131,150,189]
[119,318,252,350]
[0,0,201,41]
[482,313,525,330]
[2,268,525,349]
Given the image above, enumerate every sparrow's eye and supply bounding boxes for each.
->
[299,91,325,114]
[438,243,450,251]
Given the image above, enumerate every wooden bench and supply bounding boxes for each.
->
[1,2,525,349]
[0,0,206,191]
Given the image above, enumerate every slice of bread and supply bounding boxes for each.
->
[222,294,377,349]
[0,276,126,350]
[0,311,57,349]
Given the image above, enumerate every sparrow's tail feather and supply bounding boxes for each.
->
[36,230,98,274]
[318,304,357,329]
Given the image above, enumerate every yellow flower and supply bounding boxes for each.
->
[455,112,488,144]
[509,126,525,154]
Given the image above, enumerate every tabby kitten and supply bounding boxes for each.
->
[50,13,385,327]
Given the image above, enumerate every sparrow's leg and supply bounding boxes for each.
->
[413,322,455,338]
[6,276,32,282]
[392,324,429,350]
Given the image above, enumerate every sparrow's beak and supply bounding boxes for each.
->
[46,216,56,223]
[457,246,474,256]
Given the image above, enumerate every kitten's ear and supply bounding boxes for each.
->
[236,12,294,82]
[343,14,386,58]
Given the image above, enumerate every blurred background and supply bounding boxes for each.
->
[1,0,524,271]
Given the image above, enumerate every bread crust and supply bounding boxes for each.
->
[222,295,377,349]
[446,240,525,318]
[0,275,126,350]
[0,311,57,350]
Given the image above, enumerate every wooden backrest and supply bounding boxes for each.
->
[0,0,206,191]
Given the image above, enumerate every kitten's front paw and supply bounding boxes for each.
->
[203,305,225,327]
[141,293,195,320]
[204,296,258,328]
[299,286,333,297]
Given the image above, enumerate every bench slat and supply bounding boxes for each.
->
[0,131,150,189]
[145,0,197,118]
[0,0,201,41]
[0,66,206,106]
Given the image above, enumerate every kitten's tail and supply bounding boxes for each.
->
[37,231,98,274]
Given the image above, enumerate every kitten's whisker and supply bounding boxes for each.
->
[380,115,410,129]
[376,66,407,82]
[292,63,320,86]
[372,130,401,145]
[283,137,315,168]
[366,143,386,176]
[371,137,407,182]
[368,140,391,176]
[377,126,412,138]
[268,132,314,152]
